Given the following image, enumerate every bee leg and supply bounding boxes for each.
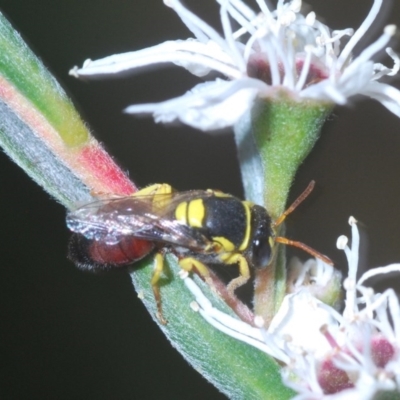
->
[179,257,212,285]
[150,252,168,325]
[134,183,174,211]
[225,254,251,296]
[133,183,174,197]
[205,188,225,195]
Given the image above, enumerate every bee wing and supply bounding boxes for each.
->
[67,195,154,244]
[66,191,213,250]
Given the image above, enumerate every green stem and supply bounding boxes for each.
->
[253,93,333,219]
[241,92,333,323]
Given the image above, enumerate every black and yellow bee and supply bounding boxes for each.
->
[67,181,331,323]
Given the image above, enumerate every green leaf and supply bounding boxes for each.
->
[0,12,135,207]
[0,12,88,147]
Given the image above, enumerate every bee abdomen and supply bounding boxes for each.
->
[68,234,154,272]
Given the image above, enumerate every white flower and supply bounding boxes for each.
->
[183,217,400,398]
[70,0,400,131]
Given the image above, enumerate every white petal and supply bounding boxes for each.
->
[338,61,375,97]
[360,81,400,117]
[300,80,347,104]
[124,78,265,131]
[70,39,241,79]
[165,0,229,52]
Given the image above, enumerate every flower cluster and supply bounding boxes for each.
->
[183,217,400,398]
[71,0,400,131]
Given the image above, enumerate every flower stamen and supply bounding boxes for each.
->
[295,46,313,91]
[337,0,384,70]
[220,0,247,72]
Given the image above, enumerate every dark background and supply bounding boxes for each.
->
[0,1,400,398]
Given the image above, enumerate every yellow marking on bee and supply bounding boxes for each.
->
[134,183,173,197]
[175,201,189,224]
[134,183,174,210]
[269,236,275,250]
[219,252,232,262]
[238,201,252,251]
[212,236,235,252]
[206,188,231,197]
[187,199,205,228]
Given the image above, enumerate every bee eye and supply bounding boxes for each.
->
[248,205,273,269]
[251,238,271,269]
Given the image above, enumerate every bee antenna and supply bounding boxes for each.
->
[273,180,315,228]
[275,236,333,265]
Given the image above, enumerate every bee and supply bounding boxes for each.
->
[67,182,331,323]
